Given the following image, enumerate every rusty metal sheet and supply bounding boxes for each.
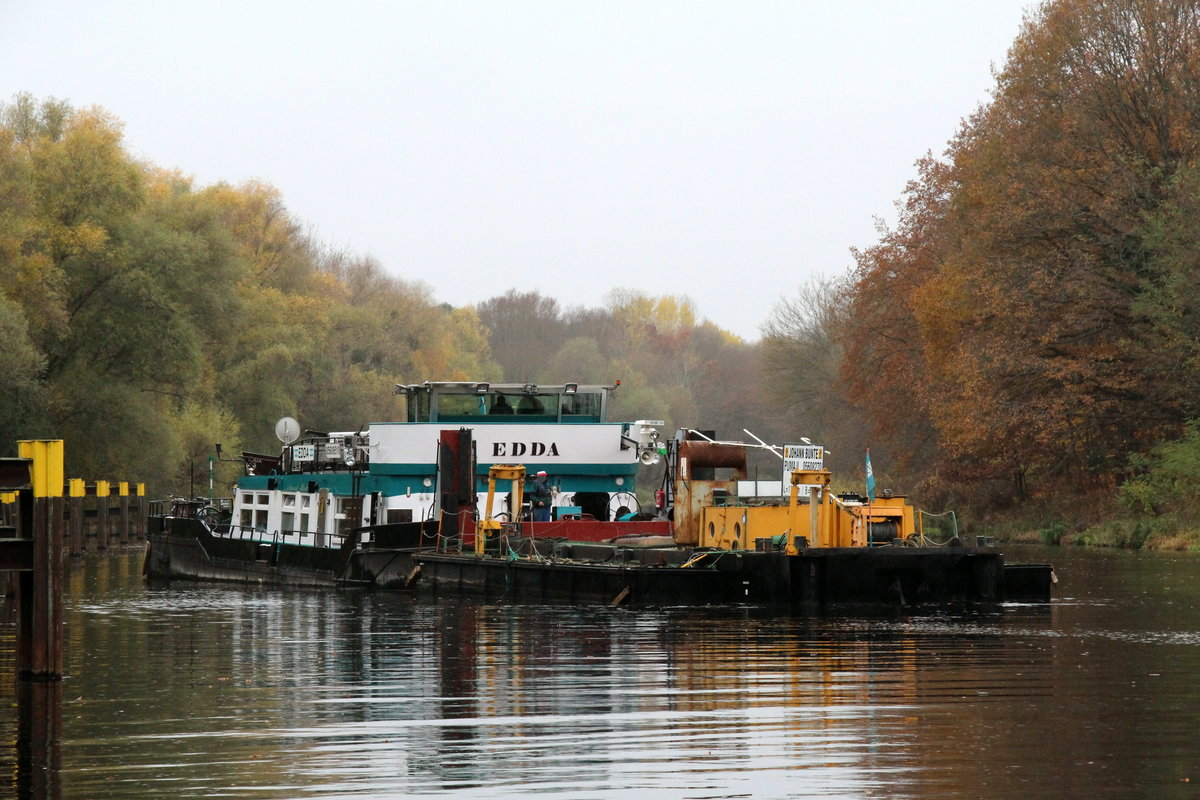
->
[677,441,747,472]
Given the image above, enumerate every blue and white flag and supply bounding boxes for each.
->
[865,449,876,503]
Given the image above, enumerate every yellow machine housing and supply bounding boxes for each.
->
[696,468,916,551]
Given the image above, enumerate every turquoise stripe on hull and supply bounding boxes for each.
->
[238,470,636,495]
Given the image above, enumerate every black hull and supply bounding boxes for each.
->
[146,517,1053,604]
[413,545,1053,606]
[144,516,430,589]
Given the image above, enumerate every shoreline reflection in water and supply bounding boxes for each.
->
[1,546,1198,798]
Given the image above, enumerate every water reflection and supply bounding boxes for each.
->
[3,546,1200,798]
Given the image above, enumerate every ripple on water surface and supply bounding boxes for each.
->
[20,548,1200,798]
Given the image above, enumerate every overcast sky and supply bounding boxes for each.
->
[2,1,1033,340]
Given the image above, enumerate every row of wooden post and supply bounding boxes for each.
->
[1,479,148,555]
[1,440,146,799]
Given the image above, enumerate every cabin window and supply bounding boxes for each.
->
[560,392,602,420]
[439,394,483,417]
[406,391,431,422]
[281,512,295,532]
[254,509,268,530]
[301,495,311,509]
[299,513,310,533]
[516,394,547,415]
[282,494,296,507]
[387,508,413,524]
[240,509,253,528]
[242,492,254,506]
[256,493,269,505]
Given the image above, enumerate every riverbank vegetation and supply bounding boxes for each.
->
[764,0,1200,549]
[4,0,1200,550]
[0,95,777,495]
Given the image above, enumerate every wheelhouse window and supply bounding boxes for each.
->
[397,382,609,423]
[560,392,602,420]
[405,390,431,422]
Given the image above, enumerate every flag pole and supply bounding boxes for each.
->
[865,448,875,546]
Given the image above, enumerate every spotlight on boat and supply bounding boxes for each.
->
[564,382,578,394]
[475,383,490,394]
[523,383,537,394]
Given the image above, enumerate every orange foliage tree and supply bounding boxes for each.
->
[839,0,1200,507]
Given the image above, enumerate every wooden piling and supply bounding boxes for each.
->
[95,480,110,550]
[68,479,85,556]
[14,440,65,680]
[118,482,130,545]
[137,483,148,541]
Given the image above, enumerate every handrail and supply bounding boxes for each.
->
[917,509,959,546]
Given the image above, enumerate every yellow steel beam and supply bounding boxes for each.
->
[17,440,63,498]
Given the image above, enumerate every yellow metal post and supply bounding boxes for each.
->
[475,464,526,556]
[786,468,832,554]
[786,481,800,553]
[809,486,819,547]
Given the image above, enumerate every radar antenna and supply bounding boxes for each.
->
[275,416,300,445]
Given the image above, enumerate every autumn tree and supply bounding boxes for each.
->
[762,276,879,477]
[838,0,1200,508]
[476,290,565,381]
[0,94,506,491]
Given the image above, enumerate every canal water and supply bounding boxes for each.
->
[2,544,1199,799]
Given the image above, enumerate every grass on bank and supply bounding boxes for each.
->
[973,423,1200,551]
[977,507,1200,551]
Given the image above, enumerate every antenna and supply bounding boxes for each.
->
[275,416,300,445]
